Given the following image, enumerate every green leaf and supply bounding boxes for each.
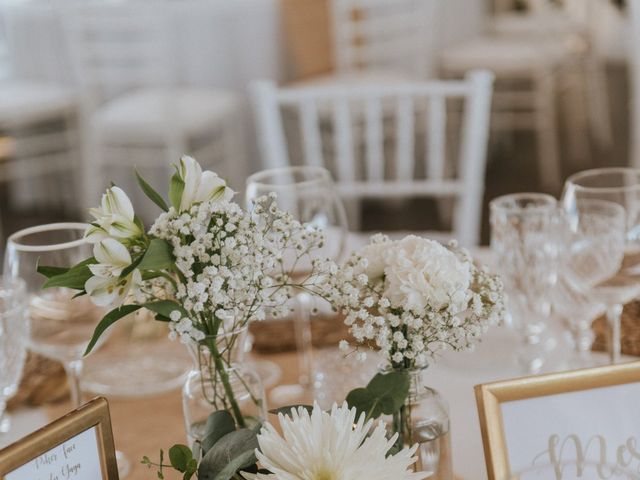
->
[169,172,185,211]
[201,411,236,454]
[268,405,314,417]
[37,264,69,279]
[198,429,259,480]
[42,257,97,290]
[212,450,257,480]
[143,300,189,320]
[184,458,198,480]
[84,304,142,355]
[346,371,410,421]
[136,169,169,212]
[169,444,193,473]
[120,253,144,279]
[138,238,174,272]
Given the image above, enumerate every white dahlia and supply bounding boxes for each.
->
[247,403,428,480]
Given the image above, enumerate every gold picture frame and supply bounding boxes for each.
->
[0,397,119,479]
[475,361,640,480]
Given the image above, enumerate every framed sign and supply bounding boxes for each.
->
[0,397,118,480]
[476,362,640,480]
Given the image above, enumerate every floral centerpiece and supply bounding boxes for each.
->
[40,156,329,433]
[324,234,505,473]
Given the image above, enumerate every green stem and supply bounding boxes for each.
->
[212,352,245,428]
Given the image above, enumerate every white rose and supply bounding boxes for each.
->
[383,235,472,314]
[177,156,234,212]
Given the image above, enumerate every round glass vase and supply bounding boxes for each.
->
[392,368,453,480]
[182,327,266,447]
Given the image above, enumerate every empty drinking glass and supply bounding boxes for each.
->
[490,193,563,373]
[562,168,640,364]
[246,166,348,405]
[0,277,28,435]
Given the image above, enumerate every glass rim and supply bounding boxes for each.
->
[246,166,333,191]
[489,192,557,214]
[6,222,89,253]
[565,167,640,193]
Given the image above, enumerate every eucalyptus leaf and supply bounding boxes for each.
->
[212,450,257,480]
[138,238,174,272]
[198,429,259,480]
[136,169,169,212]
[346,371,409,421]
[169,172,185,211]
[201,411,236,454]
[169,444,193,472]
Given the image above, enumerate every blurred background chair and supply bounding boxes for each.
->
[63,3,244,219]
[252,70,494,246]
[441,0,612,193]
[0,79,79,226]
[296,0,439,88]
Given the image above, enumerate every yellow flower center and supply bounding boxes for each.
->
[314,469,337,480]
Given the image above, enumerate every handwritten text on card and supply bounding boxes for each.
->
[5,427,104,480]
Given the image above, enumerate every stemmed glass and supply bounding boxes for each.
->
[3,223,129,476]
[246,166,349,404]
[562,168,640,364]
[0,277,28,438]
[490,193,563,373]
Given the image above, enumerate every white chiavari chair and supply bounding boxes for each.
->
[64,3,244,214]
[251,70,494,246]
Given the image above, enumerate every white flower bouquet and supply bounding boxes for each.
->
[323,233,505,450]
[40,156,329,430]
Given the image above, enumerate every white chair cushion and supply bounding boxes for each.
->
[441,36,569,75]
[92,87,239,144]
[0,81,76,126]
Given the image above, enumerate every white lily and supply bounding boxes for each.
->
[85,239,141,308]
[177,156,234,212]
[85,186,143,243]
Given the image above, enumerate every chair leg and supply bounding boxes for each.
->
[534,70,562,193]
[559,66,591,168]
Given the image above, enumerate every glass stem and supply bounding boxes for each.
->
[64,359,83,407]
[606,304,623,364]
[295,292,313,388]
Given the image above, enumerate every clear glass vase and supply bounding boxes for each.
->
[392,368,453,480]
[182,327,266,447]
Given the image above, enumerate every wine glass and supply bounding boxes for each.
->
[561,198,628,365]
[562,168,640,364]
[3,223,130,476]
[0,277,28,436]
[246,166,349,405]
[490,193,563,373]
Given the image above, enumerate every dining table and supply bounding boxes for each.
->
[0,247,621,480]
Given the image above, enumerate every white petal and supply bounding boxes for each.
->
[107,214,142,239]
[84,276,120,307]
[93,239,131,266]
[106,186,135,220]
[178,156,202,211]
[84,225,108,243]
[194,171,226,203]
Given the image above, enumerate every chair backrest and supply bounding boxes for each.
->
[630,0,640,168]
[251,70,494,246]
[330,0,439,79]
[63,2,173,109]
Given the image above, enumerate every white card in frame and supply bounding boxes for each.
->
[0,397,119,480]
[476,361,640,480]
